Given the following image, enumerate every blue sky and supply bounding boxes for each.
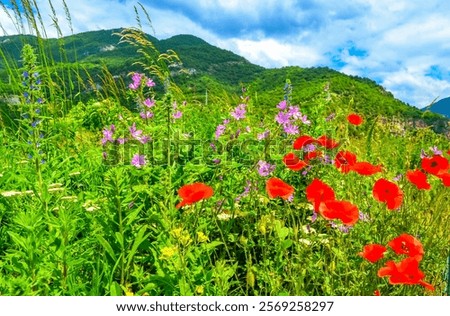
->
[1,0,450,108]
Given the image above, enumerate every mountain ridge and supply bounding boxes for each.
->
[0,28,448,131]
[423,97,450,118]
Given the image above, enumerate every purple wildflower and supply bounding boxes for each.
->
[300,114,311,125]
[302,165,313,176]
[101,127,114,145]
[129,73,142,90]
[223,119,230,125]
[173,110,182,119]
[231,104,246,120]
[303,143,316,153]
[359,212,371,222]
[283,123,299,135]
[257,160,276,177]
[287,106,302,120]
[138,136,151,144]
[131,154,146,168]
[140,111,154,119]
[277,100,287,110]
[311,212,318,223]
[393,173,403,182]
[146,78,155,87]
[321,154,332,165]
[330,222,352,233]
[420,149,429,159]
[213,158,221,164]
[235,180,254,201]
[215,124,226,140]
[116,138,127,144]
[430,146,442,156]
[275,111,291,125]
[129,122,143,139]
[143,98,155,108]
[257,130,270,141]
[210,143,217,151]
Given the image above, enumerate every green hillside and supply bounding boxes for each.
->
[0,29,448,133]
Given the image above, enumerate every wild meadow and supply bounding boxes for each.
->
[0,0,449,296]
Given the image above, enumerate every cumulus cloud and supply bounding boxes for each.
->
[222,38,323,68]
[1,0,450,107]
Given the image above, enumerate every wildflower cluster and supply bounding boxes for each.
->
[275,100,310,135]
[359,233,434,291]
[173,93,449,294]
[101,73,187,167]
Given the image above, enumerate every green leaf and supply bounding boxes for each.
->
[125,225,150,268]
[115,232,124,249]
[204,240,223,252]
[96,235,117,262]
[281,239,293,250]
[110,281,122,296]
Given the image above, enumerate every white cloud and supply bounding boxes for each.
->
[0,5,21,35]
[226,38,323,68]
[383,70,450,107]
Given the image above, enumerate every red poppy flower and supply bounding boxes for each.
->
[318,199,359,226]
[377,257,434,291]
[373,290,381,296]
[438,172,450,187]
[266,178,294,200]
[306,179,336,211]
[304,150,323,163]
[372,178,403,210]
[293,135,316,150]
[359,244,387,263]
[316,135,339,149]
[388,233,424,261]
[351,162,382,176]
[447,150,450,156]
[176,183,214,208]
[421,155,449,176]
[347,113,364,126]
[335,151,357,173]
[283,152,307,171]
[406,169,431,190]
